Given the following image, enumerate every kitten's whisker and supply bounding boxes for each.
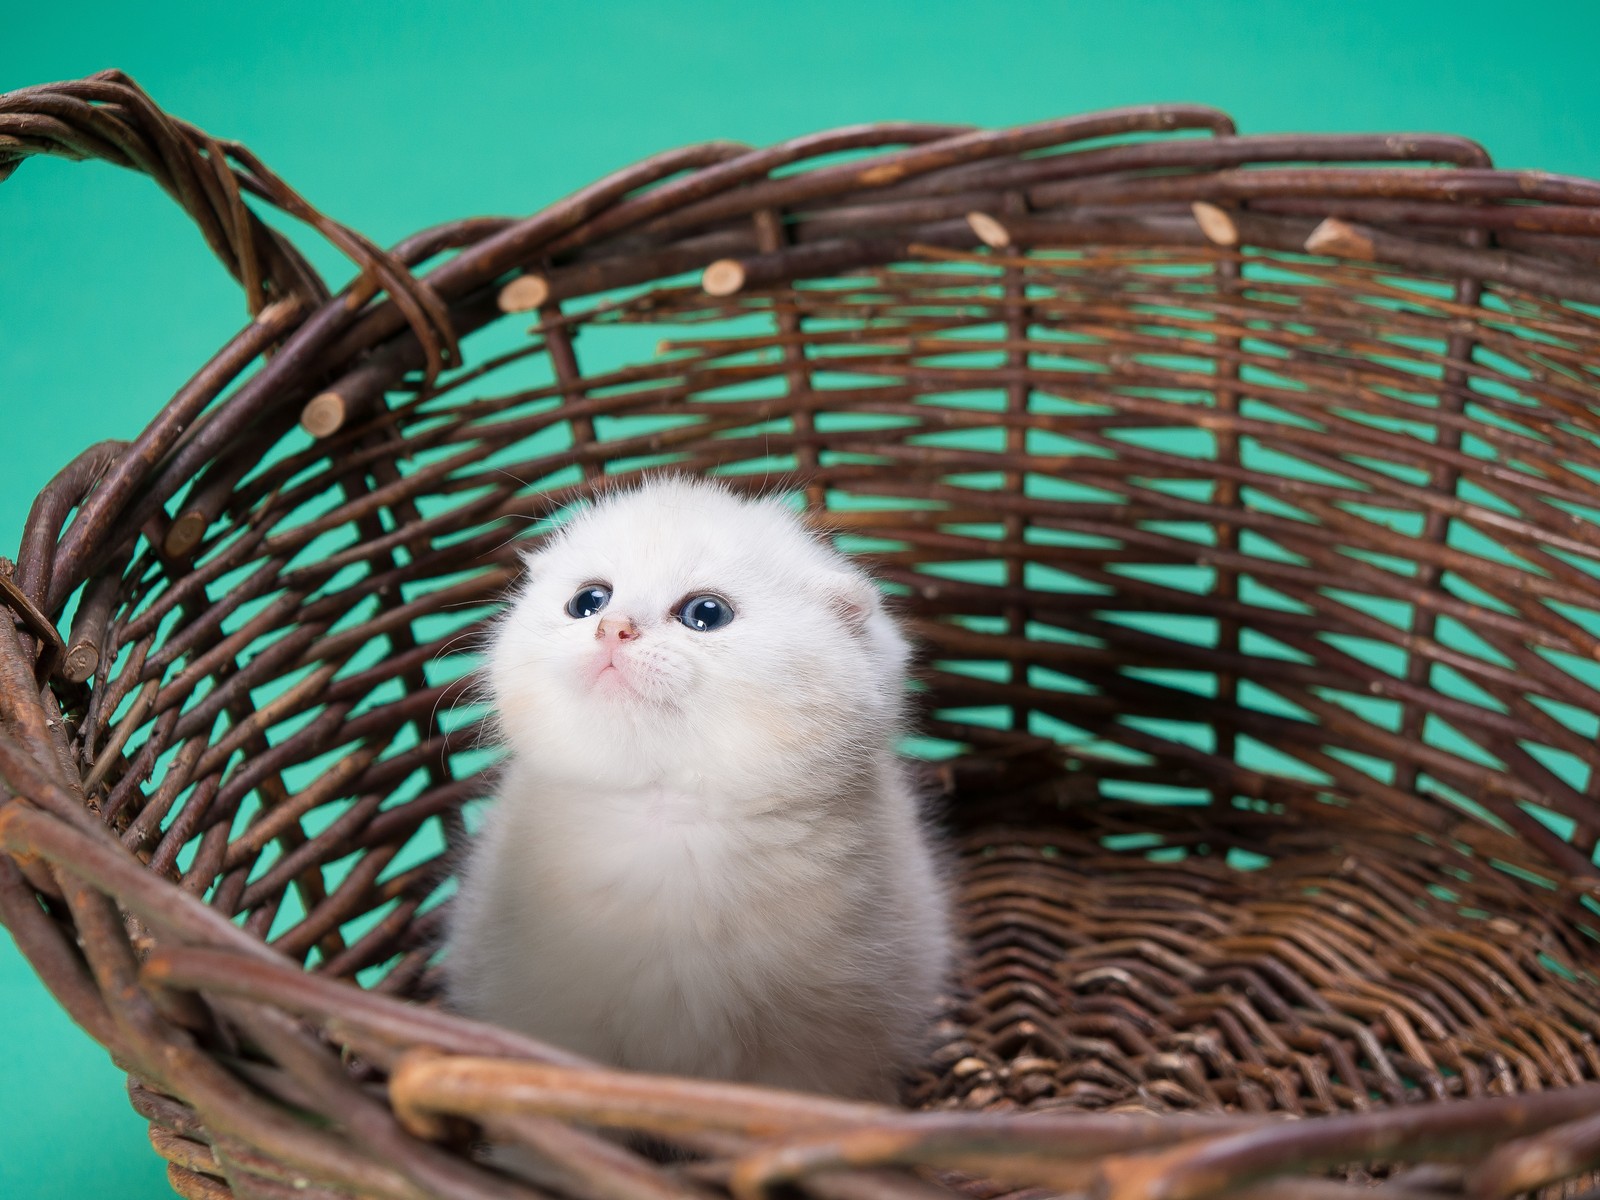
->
[430,626,491,663]
[486,465,536,491]
[489,534,532,558]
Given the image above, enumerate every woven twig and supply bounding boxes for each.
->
[6,71,1600,1200]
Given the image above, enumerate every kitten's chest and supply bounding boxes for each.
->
[531,787,815,915]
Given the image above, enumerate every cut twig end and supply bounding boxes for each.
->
[702,259,747,297]
[967,212,1012,249]
[300,392,347,439]
[1305,218,1374,260]
[164,512,209,559]
[498,274,550,313]
[62,643,99,685]
[1191,202,1239,247]
[255,297,304,327]
[860,163,908,187]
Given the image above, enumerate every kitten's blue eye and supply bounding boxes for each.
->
[565,584,612,619]
[677,594,734,632]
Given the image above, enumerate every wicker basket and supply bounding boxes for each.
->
[7,69,1600,1200]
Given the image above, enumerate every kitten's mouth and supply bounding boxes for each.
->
[588,654,641,697]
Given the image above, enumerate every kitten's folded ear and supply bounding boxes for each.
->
[818,570,883,633]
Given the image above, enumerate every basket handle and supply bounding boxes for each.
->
[0,69,457,375]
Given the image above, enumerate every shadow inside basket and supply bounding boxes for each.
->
[917,764,1598,1117]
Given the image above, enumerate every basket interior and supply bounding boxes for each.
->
[77,236,1600,1121]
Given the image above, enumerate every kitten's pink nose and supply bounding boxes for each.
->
[596,616,639,643]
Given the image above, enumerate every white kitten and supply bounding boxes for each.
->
[445,475,953,1101]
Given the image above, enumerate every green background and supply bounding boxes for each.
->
[3,2,1598,1194]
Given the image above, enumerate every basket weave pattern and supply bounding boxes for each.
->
[6,71,1600,1199]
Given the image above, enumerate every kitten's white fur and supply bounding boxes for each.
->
[446,476,952,1100]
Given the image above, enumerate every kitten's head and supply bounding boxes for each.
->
[488,476,910,794]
